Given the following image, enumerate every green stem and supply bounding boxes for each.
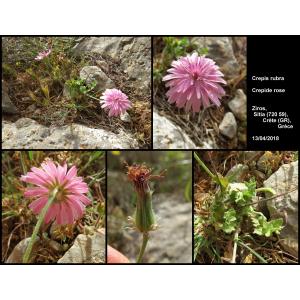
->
[20,151,27,174]
[231,228,240,263]
[85,93,100,102]
[237,240,268,264]
[136,232,149,263]
[23,188,58,263]
[194,153,216,180]
[256,187,276,195]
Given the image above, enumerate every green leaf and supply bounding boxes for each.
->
[251,211,283,237]
[217,174,229,189]
[222,208,237,234]
[237,240,268,264]
[79,86,87,94]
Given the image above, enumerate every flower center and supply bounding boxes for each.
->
[53,185,67,202]
[191,71,200,80]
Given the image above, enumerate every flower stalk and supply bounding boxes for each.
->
[137,232,149,263]
[23,188,58,263]
[126,163,165,263]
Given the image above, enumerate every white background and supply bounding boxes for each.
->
[0,265,299,299]
[1,1,299,299]
[0,0,300,35]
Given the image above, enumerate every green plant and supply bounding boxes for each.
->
[194,152,283,263]
[65,78,97,100]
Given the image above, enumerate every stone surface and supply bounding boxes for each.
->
[2,118,139,149]
[79,66,115,91]
[58,232,105,264]
[264,161,298,257]
[6,237,40,263]
[192,37,240,79]
[108,191,192,263]
[2,80,18,114]
[73,37,151,90]
[146,196,192,263]
[26,103,37,114]
[219,112,237,139]
[120,111,131,123]
[228,89,247,121]
[226,164,249,182]
[153,111,196,149]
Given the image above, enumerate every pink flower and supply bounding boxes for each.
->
[34,48,52,61]
[100,88,132,117]
[21,160,91,225]
[163,52,226,113]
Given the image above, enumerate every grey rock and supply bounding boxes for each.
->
[26,103,37,113]
[80,66,115,91]
[48,240,64,252]
[264,161,298,257]
[96,60,109,73]
[226,164,249,182]
[145,194,192,263]
[6,237,40,263]
[2,118,139,149]
[2,80,18,114]
[192,37,240,79]
[58,232,105,264]
[228,89,247,121]
[153,111,196,149]
[120,111,131,123]
[73,37,151,90]
[219,112,237,139]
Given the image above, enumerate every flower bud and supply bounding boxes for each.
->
[126,163,165,233]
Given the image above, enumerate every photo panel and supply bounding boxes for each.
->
[2,36,151,150]
[107,150,193,264]
[2,150,105,264]
[193,150,298,264]
[153,37,247,150]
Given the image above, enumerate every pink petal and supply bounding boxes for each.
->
[67,198,84,219]
[29,197,48,214]
[65,166,77,181]
[24,187,49,198]
[44,203,59,224]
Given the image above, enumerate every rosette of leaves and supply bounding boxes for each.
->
[208,175,283,237]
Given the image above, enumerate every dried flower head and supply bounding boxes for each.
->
[163,52,226,113]
[126,163,165,196]
[100,88,132,117]
[125,163,165,235]
[34,49,52,61]
[21,160,91,225]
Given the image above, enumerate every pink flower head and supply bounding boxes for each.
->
[21,160,91,225]
[100,88,132,117]
[34,48,52,61]
[163,52,226,113]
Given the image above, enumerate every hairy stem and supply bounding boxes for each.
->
[256,187,276,195]
[136,232,149,263]
[237,240,267,264]
[85,93,100,102]
[231,228,240,263]
[23,188,58,263]
[194,153,216,180]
